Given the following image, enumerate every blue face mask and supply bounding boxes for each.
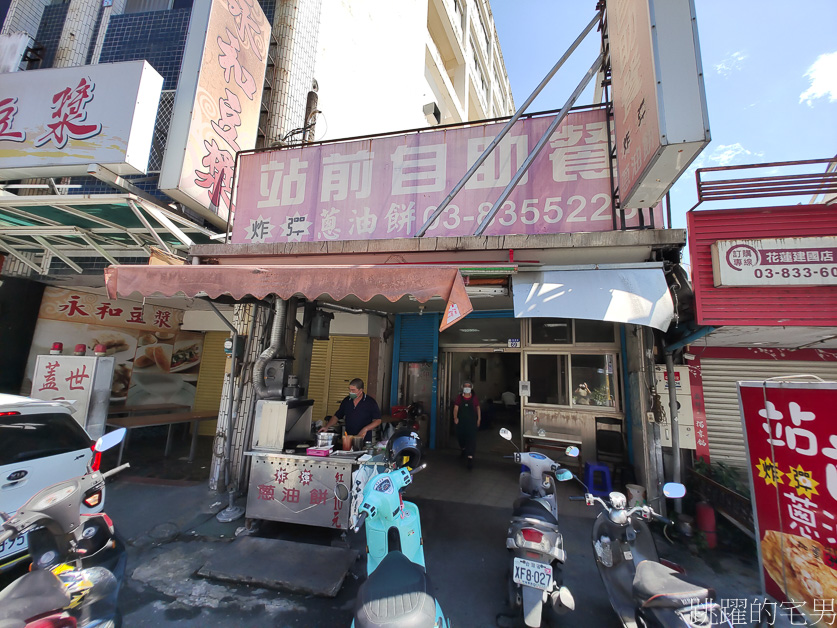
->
[463,387,472,394]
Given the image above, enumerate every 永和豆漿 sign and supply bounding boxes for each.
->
[712,237,837,287]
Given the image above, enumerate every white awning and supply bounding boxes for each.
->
[512,265,675,331]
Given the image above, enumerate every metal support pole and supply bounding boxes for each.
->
[208,300,245,523]
[415,12,601,237]
[665,351,682,515]
[474,53,604,236]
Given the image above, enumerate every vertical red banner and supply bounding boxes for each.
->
[739,381,837,624]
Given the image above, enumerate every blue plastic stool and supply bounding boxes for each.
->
[584,461,613,497]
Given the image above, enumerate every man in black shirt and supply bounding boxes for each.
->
[319,378,382,441]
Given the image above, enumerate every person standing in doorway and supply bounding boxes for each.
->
[453,381,481,470]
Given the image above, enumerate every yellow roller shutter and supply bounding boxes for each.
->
[327,336,370,413]
[309,339,331,423]
[308,336,371,425]
[194,332,228,436]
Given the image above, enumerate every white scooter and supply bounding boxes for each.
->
[0,428,129,628]
[570,482,732,628]
[499,428,577,628]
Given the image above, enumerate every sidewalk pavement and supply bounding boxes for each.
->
[91,435,803,627]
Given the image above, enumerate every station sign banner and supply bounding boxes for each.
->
[738,380,837,624]
[608,0,710,209]
[0,60,163,179]
[159,0,270,228]
[232,108,662,244]
[713,236,837,287]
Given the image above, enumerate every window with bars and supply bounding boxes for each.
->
[147,90,175,173]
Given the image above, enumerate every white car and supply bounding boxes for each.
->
[0,394,105,571]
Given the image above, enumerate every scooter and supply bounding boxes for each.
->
[570,483,732,628]
[350,429,450,628]
[499,428,577,628]
[0,428,129,628]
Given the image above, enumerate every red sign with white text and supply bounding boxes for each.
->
[739,381,837,624]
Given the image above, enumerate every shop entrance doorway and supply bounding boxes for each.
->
[438,351,521,454]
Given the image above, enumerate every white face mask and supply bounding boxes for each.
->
[463,387,472,394]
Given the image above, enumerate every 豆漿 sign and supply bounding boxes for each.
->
[712,237,837,287]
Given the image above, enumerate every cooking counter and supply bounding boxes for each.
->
[244,449,370,529]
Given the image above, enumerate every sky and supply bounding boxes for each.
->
[491,0,837,238]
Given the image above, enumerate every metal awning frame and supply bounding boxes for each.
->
[0,194,218,274]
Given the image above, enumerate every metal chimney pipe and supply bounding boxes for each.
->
[253,297,288,398]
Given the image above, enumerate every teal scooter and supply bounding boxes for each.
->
[351,429,450,628]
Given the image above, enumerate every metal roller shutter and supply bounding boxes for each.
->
[701,359,837,468]
[308,336,371,424]
[398,314,439,362]
[194,332,228,436]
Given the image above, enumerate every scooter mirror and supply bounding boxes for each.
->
[555,469,574,482]
[334,483,350,502]
[95,428,126,453]
[499,428,513,441]
[663,482,687,499]
[564,446,580,458]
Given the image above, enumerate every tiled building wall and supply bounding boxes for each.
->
[98,7,191,88]
[32,2,68,69]
[53,0,99,67]
[268,0,321,143]
[1,0,51,38]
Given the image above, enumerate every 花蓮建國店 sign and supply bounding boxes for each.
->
[713,237,837,287]
[738,380,837,623]
[232,109,663,244]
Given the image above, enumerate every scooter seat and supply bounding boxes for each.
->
[512,497,558,526]
[354,551,438,628]
[0,569,71,622]
[633,560,714,609]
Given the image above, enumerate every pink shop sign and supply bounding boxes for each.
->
[232,109,661,244]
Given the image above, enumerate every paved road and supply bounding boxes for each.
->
[0,439,776,627]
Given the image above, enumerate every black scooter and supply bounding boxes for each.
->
[570,483,732,628]
[0,428,129,628]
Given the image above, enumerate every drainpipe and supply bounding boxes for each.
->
[207,301,244,522]
[253,298,288,398]
[662,325,717,516]
[664,351,682,515]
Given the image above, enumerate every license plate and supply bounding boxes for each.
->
[0,531,27,564]
[513,557,552,591]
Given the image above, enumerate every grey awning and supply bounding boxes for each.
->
[512,264,674,331]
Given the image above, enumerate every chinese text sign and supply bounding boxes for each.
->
[739,381,837,625]
[0,60,162,179]
[713,237,837,288]
[159,0,270,226]
[31,355,114,439]
[608,0,660,208]
[232,108,662,244]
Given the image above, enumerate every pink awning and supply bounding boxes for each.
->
[104,264,473,331]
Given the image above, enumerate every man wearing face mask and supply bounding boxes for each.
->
[453,380,481,470]
[320,378,382,442]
